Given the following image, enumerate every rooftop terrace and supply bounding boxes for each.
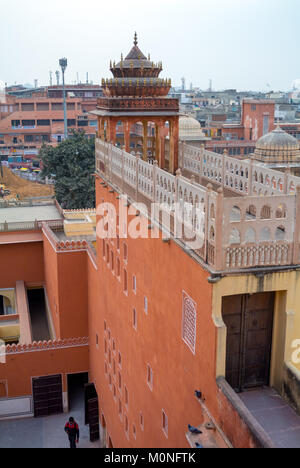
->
[0,201,63,232]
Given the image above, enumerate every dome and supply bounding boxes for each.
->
[179,115,205,140]
[254,126,300,163]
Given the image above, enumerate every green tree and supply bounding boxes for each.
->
[40,131,95,209]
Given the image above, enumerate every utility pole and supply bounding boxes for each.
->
[59,58,68,140]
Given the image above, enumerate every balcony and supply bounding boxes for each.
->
[95,138,300,273]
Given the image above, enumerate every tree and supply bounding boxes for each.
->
[40,131,95,209]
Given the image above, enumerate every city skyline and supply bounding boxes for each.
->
[1,0,300,92]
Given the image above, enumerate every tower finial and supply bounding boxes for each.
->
[134,31,138,46]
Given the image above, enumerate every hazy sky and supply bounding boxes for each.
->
[0,0,299,91]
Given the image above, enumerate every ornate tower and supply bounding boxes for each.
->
[91,33,179,173]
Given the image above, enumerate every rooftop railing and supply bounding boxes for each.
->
[0,219,63,233]
[95,138,300,273]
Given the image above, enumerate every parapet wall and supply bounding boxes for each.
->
[0,337,89,401]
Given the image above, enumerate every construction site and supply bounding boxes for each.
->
[0,165,54,201]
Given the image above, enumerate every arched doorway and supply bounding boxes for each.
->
[116,120,125,148]
[0,295,14,316]
[129,121,143,155]
[146,121,158,163]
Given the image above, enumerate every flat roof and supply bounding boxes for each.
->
[0,205,62,223]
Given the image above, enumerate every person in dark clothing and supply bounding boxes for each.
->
[65,417,80,448]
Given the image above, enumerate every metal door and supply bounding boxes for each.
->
[222,292,274,392]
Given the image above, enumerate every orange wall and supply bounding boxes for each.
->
[1,345,89,397]
[43,232,89,339]
[43,233,61,338]
[0,235,44,288]
[90,178,217,448]
[57,250,88,338]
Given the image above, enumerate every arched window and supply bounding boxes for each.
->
[260,205,271,219]
[230,206,241,222]
[245,228,256,243]
[275,225,286,241]
[260,227,271,241]
[229,228,241,244]
[246,205,257,219]
[276,204,287,219]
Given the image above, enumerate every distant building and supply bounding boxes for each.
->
[253,125,300,176]
[0,84,104,166]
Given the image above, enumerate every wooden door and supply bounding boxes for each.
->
[32,374,63,417]
[222,292,274,392]
[88,398,100,442]
[84,383,97,425]
[84,383,100,442]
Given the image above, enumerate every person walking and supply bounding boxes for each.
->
[64,417,80,449]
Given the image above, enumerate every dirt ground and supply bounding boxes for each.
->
[0,166,54,200]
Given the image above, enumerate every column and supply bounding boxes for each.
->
[104,119,108,141]
[97,117,102,139]
[172,118,179,174]
[109,118,117,145]
[124,121,130,153]
[169,120,174,174]
[215,187,224,271]
[143,121,148,161]
[159,122,165,170]
[248,155,254,196]
[155,123,160,164]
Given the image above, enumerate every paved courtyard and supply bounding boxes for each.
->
[0,378,100,449]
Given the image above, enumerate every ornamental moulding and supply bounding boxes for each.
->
[5,337,89,355]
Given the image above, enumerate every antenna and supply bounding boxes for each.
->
[209,79,212,92]
[86,73,89,84]
[77,73,79,85]
[49,71,53,86]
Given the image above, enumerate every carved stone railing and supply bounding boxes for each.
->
[96,139,211,267]
[180,141,300,197]
[96,138,300,272]
[0,219,63,233]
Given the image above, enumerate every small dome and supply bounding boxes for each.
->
[254,126,300,163]
[179,115,205,140]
